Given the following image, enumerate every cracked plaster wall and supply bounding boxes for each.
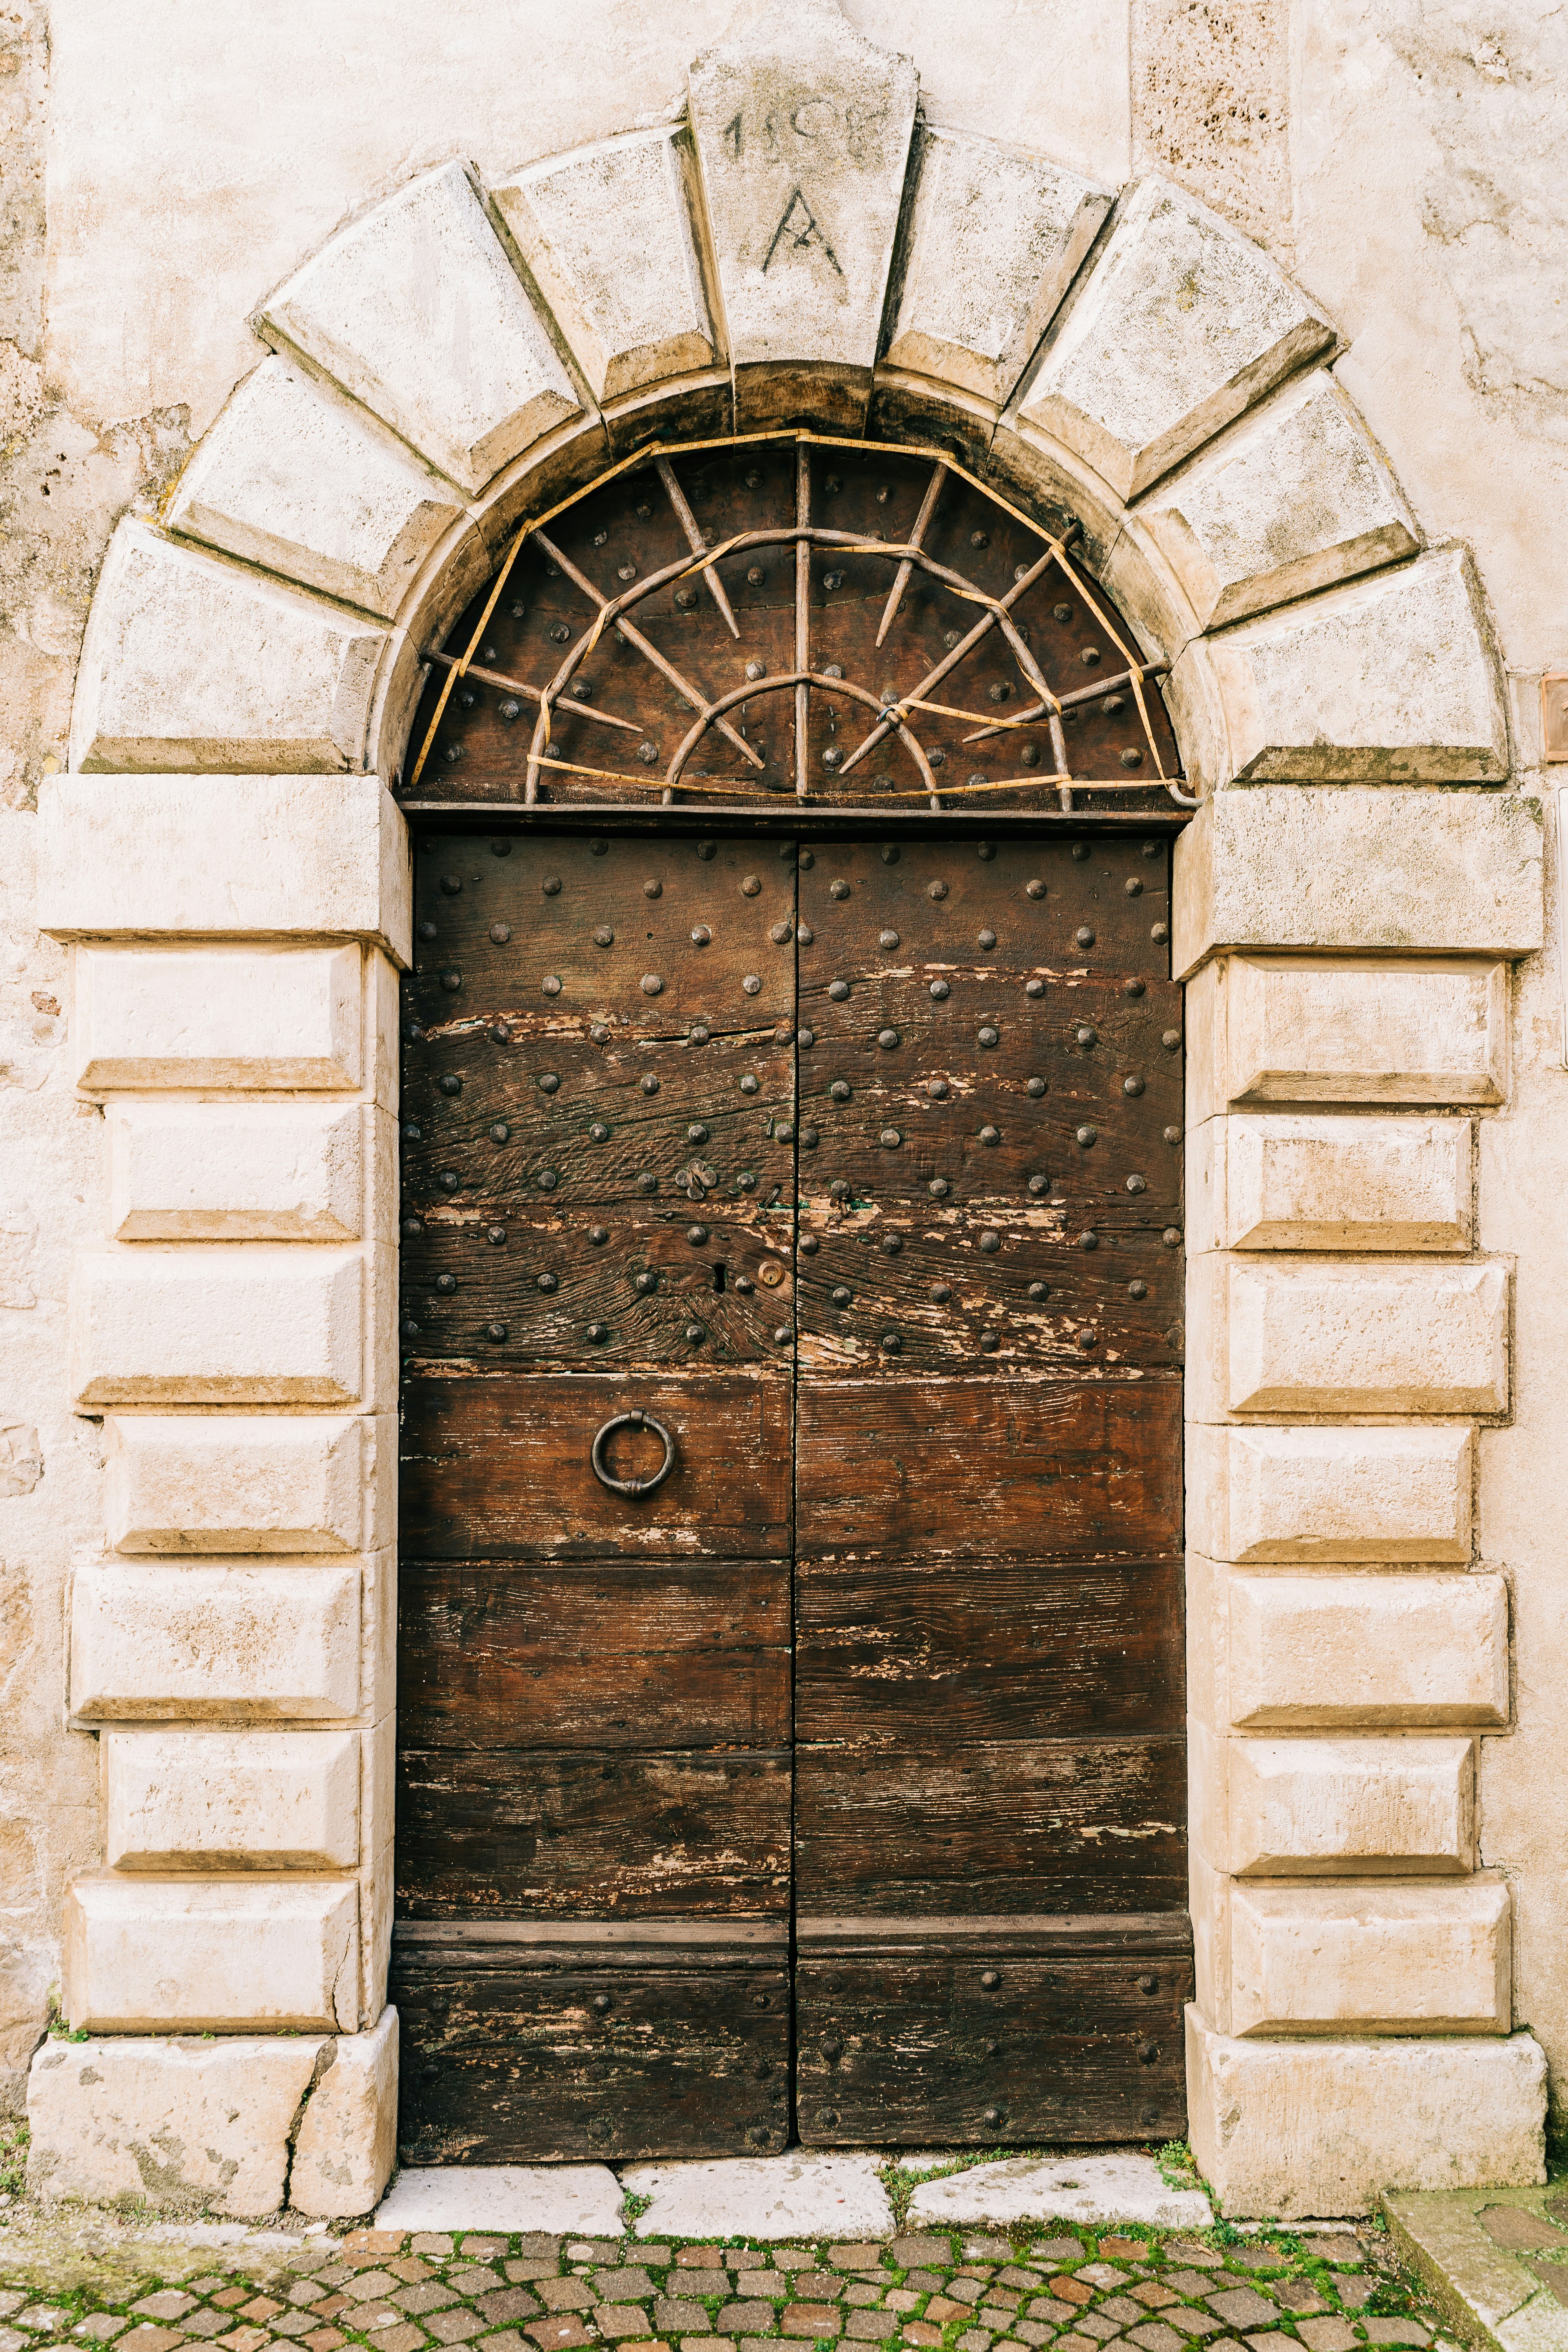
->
[3,0,1568,2125]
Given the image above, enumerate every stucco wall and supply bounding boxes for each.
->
[3,0,1567,2134]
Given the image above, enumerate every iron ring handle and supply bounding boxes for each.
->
[590,1409,677,1498]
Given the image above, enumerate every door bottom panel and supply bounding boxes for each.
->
[392,1921,791,2163]
[794,1913,1192,2146]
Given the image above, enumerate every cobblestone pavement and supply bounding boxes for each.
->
[0,2215,1456,2352]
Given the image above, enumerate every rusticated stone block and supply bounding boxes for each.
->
[27,2033,329,2212]
[1187,1423,1472,1563]
[105,1411,383,1553]
[69,521,385,774]
[62,1875,360,2032]
[70,1559,361,1721]
[1014,176,1332,500]
[290,2003,399,2218]
[1191,1257,1507,1416]
[1141,369,1421,628]
[72,1247,366,1407]
[73,943,363,1093]
[103,1728,362,1870]
[1190,1726,1474,1877]
[258,161,580,494]
[1228,1878,1510,2034]
[1186,2007,1545,2217]
[108,1102,369,1242]
[1188,1114,1472,1253]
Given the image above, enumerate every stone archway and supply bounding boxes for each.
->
[31,0,1548,2222]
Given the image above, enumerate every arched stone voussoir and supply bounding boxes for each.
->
[254,160,587,498]
[164,356,468,621]
[490,125,722,420]
[688,0,917,431]
[882,123,1113,418]
[1168,545,1509,792]
[1137,369,1423,633]
[71,519,386,776]
[1013,176,1336,506]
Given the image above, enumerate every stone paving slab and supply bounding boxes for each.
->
[376,2176,624,2238]
[619,2159,894,2245]
[1383,2188,1568,2352]
[905,2164,1213,2234]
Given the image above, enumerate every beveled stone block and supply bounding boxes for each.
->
[70,1559,362,1721]
[258,161,581,494]
[1194,1258,1507,1416]
[104,1412,381,1554]
[1173,548,1507,787]
[1228,1878,1510,2035]
[69,521,385,774]
[290,2002,399,2219]
[62,1875,360,2032]
[1189,1114,1472,1252]
[1187,1423,1472,1563]
[1204,1565,1510,1729]
[39,774,410,964]
[72,1247,366,1406]
[103,1728,361,1870]
[1190,1722,1474,1875]
[688,0,917,406]
[1014,176,1332,500]
[1140,370,1421,629]
[883,125,1112,409]
[108,1102,365,1241]
[1187,954,1510,1112]
[73,943,362,1093]
[165,358,466,616]
[492,127,717,407]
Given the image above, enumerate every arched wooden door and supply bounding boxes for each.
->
[391,435,1191,2161]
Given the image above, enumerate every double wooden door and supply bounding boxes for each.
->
[393,826,1188,2161]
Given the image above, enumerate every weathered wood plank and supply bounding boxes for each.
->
[796,1376,1181,1559]
[398,1558,790,1747]
[401,1372,794,1558]
[796,1559,1182,1745]
[396,1748,791,1916]
[795,1736,1187,1916]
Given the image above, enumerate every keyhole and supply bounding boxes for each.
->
[712,1264,727,1292]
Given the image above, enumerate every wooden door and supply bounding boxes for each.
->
[393,826,1189,2161]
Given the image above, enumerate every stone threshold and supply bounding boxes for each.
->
[1383,2185,1568,2352]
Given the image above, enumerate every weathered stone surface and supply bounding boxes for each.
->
[258,162,581,494]
[1014,176,1332,500]
[108,1103,368,1243]
[904,2152,1211,2229]
[1227,1878,1510,2035]
[40,775,411,962]
[165,358,467,617]
[492,129,716,408]
[1189,1114,1472,1253]
[103,1728,361,1870]
[1141,370,1421,629]
[622,2151,894,2242]
[1186,955,1511,1115]
[1192,1563,1511,1730]
[105,1411,379,1554]
[688,0,918,410]
[292,2003,398,2218]
[1193,1257,1507,1416]
[882,126,1112,409]
[72,1246,367,1406]
[62,1875,360,2032]
[1172,789,1543,980]
[1192,1726,1475,1877]
[1187,1423,1473,1563]
[69,521,386,774]
[376,2165,624,2234]
[70,1559,362,1722]
[1186,2007,1546,2218]
[73,943,363,1092]
[27,2033,328,2212]
[1173,549,1508,788]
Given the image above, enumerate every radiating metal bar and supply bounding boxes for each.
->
[794,442,811,801]
[837,546,1059,778]
[875,461,947,647]
[960,661,1173,742]
[422,648,641,734]
[655,456,740,639]
[666,668,936,801]
[531,528,763,771]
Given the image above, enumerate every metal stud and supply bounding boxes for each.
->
[1076,1125,1098,1147]
[1075,927,1096,950]
[401,1317,419,1340]
[439,967,462,992]
[684,1323,706,1343]
[979,1230,1001,1253]
[880,1331,902,1352]
[1151,921,1171,944]
[742,875,762,897]
[634,1271,658,1295]
[402,1216,423,1239]
[927,879,948,900]
[774,1325,793,1346]
[538,1169,559,1191]
[1127,1173,1147,1195]
[928,1079,949,1100]
[882,1234,903,1256]
[589,1121,610,1142]
[977,840,996,860]
[1027,1174,1049,1196]
[435,1273,457,1295]
[930,978,951,1000]
[490,1122,510,1144]
[1163,1227,1183,1248]
[980,1124,1000,1145]
[486,1225,507,1247]
[831,1286,852,1307]
[542,875,563,897]
[1164,1125,1182,1145]
[1076,1026,1098,1049]
[830,1080,851,1103]
[799,1234,819,1255]
[641,1074,660,1096]
[980,1333,1000,1352]
[687,1224,709,1246]
[771,922,793,944]
[543,975,562,996]
[980,1969,1000,1989]
[538,1073,560,1094]
[590,1226,609,1245]
[775,1120,795,1143]
[587,1321,608,1343]
[1163,1029,1181,1050]
[1129,1279,1148,1299]
[486,1322,508,1343]
[591,1023,610,1043]
[439,874,463,896]
[829,979,850,1001]
[688,1123,710,1144]
[641,974,664,995]
[740,1074,759,1095]
[737,1173,757,1194]
[417,920,438,942]
[878,1027,900,1050]
[438,1171,460,1192]
[829,1179,851,1200]
[829,880,850,900]
[1027,1076,1047,1098]
[697,840,717,860]
[1125,875,1144,896]
[637,1172,657,1194]
[1121,748,1144,769]
[690,1023,710,1044]
[591,839,609,855]
[878,928,900,950]
[1025,879,1046,902]
[489,923,511,945]
[1029,1281,1048,1301]
[742,974,762,995]
[1078,1326,1098,1349]
[881,844,900,864]
[799,1026,816,1046]
[931,1283,952,1304]
[880,1127,902,1149]
[536,1272,558,1293]
[1125,978,1146,999]
[1124,1076,1146,1098]
[594,926,614,946]
[929,1178,950,1198]
[691,925,711,947]
[978,929,996,949]
[1025,978,1044,998]
[978,1026,999,1047]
